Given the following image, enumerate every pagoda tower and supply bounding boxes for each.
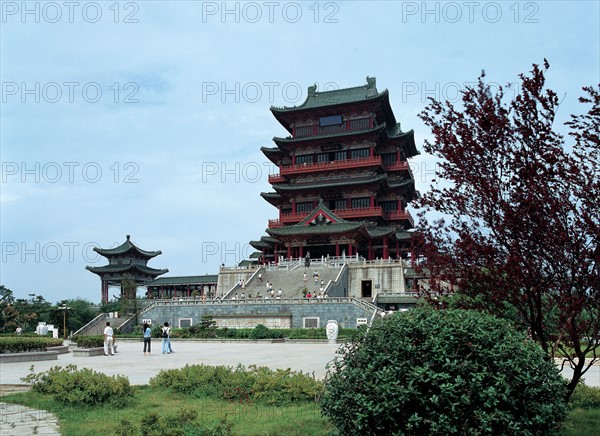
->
[86,235,168,303]
[251,77,419,263]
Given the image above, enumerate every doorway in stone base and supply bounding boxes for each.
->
[361,280,372,298]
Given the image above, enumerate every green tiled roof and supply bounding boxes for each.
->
[396,231,413,240]
[94,235,161,259]
[250,240,271,250]
[261,146,284,164]
[273,174,387,192]
[267,221,364,237]
[366,226,396,237]
[388,178,414,189]
[146,275,218,286]
[86,264,168,276]
[271,77,385,113]
[249,252,262,259]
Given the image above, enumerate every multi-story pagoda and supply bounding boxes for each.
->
[86,235,168,303]
[251,77,419,263]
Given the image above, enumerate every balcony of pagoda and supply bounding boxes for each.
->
[268,173,286,184]
[281,156,382,176]
[268,219,283,229]
[336,206,383,219]
[382,210,415,226]
[382,161,410,172]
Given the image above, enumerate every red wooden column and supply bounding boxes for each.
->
[368,240,373,260]
[292,201,296,213]
[383,237,389,259]
[370,147,374,157]
[299,245,303,258]
[335,243,340,257]
[370,196,375,208]
[348,243,353,256]
[287,245,292,259]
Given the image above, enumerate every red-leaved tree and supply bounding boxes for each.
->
[414,61,599,399]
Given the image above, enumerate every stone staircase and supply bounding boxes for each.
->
[228,266,342,299]
[73,313,130,336]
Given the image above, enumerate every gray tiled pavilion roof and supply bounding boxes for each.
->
[146,275,218,287]
[86,264,168,277]
[93,235,162,259]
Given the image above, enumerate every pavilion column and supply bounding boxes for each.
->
[187,285,190,298]
[335,243,340,257]
[292,155,296,165]
[348,243,353,256]
[383,237,389,259]
[299,245,303,258]
[370,196,375,208]
[287,245,291,259]
[101,279,108,304]
[370,147,374,157]
[368,240,373,260]
[396,240,400,258]
[292,201,296,213]
[398,198,402,211]
[396,150,401,163]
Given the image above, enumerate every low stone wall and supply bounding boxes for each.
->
[0,351,59,364]
[73,344,118,357]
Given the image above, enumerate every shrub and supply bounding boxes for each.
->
[149,363,321,405]
[73,335,104,348]
[22,364,134,406]
[570,381,600,409]
[0,337,63,353]
[321,307,569,435]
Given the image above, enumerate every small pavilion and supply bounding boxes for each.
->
[86,235,168,303]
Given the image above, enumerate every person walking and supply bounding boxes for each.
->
[103,321,115,356]
[161,322,171,354]
[143,322,152,356]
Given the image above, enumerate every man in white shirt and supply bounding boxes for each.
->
[103,321,115,356]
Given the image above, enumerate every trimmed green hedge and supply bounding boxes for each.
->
[150,363,322,405]
[0,337,63,353]
[22,364,134,406]
[124,325,354,340]
[72,335,106,348]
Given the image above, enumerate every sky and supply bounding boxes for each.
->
[1,0,599,304]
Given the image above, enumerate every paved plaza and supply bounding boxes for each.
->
[1,340,598,435]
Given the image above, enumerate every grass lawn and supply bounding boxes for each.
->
[2,386,598,435]
[1,386,332,435]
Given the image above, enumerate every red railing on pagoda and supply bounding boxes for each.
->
[268,174,286,183]
[268,219,283,228]
[280,211,309,223]
[280,156,382,176]
[382,161,410,171]
[382,210,414,226]
[336,206,383,219]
